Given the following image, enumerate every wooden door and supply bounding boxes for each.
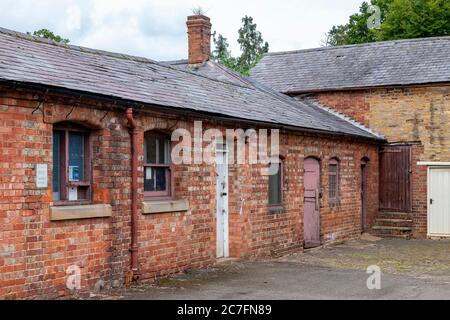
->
[304,158,321,248]
[379,146,412,212]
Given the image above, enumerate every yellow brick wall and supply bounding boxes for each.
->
[316,85,450,162]
[367,86,450,161]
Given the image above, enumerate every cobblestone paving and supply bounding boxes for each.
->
[279,238,450,280]
[85,238,450,300]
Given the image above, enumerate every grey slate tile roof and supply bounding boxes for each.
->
[0,27,380,140]
[251,37,450,93]
[161,59,249,87]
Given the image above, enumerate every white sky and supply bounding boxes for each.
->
[0,0,363,61]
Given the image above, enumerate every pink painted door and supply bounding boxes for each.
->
[304,158,321,248]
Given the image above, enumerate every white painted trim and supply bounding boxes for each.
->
[427,166,431,236]
[418,162,450,166]
[427,167,450,237]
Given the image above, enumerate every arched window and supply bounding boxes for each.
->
[144,131,172,199]
[268,159,283,206]
[52,123,92,204]
[329,158,339,203]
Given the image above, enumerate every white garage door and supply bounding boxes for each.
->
[429,167,450,236]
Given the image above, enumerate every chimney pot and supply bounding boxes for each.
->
[187,15,212,65]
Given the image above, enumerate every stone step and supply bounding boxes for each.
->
[370,225,412,239]
[372,226,412,231]
[376,218,413,223]
[377,211,411,220]
[368,232,411,239]
[371,211,414,239]
[375,218,413,228]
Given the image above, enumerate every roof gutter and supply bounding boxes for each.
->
[284,81,450,96]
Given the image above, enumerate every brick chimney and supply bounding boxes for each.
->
[187,15,212,65]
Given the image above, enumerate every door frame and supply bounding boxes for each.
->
[427,165,450,237]
[216,143,229,258]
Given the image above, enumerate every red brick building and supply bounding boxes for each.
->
[252,37,450,239]
[0,16,384,299]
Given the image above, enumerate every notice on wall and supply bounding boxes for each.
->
[68,187,78,201]
[36,164,48,188]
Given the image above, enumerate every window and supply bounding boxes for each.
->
[52,124,91,204]
[144,132,171,198]
[329,158,339,202]
[268,160,283,206]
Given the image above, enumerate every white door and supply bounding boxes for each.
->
[216,144,229,258]
[429,167,450,236]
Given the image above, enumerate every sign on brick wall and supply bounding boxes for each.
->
[36,164,48,188]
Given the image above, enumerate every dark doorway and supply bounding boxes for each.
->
[379,145,412,212]
[361,158,369,232]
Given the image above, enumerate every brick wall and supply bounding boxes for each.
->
[0,86,379,299]
[312,84,450,237]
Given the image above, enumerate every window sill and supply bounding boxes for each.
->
[268,205,286,214]
[50,204,112,221]
[142,199,189,214]
[329,200,341,208]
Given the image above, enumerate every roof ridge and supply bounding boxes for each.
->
[301,97,385,139]
[0,27,159,63]
[209,61,254,87]
[0,27,255,91]
[266,36,450,56]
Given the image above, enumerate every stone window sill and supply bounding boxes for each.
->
[268,205,286,214]
[142,199,189,214]
[50,204,112,221]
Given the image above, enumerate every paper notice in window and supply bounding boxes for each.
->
[68,187,78,201]
[145,167,152,180]
[69,166,80,182]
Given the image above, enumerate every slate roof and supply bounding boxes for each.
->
[161,59,249,87]
[0,27,381,140]
[251,37,450,93]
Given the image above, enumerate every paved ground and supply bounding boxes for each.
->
[94,237,450,300]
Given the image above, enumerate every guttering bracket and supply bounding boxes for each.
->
[65,94,83,119]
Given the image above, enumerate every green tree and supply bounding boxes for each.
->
[323,0,449,46]
[212,16,269,75]
[28,29,70,44]
[212,33,237,70]
[236,16,269,75]
[379,0,450,40]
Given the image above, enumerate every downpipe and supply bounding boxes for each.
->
[126,108,140,282]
